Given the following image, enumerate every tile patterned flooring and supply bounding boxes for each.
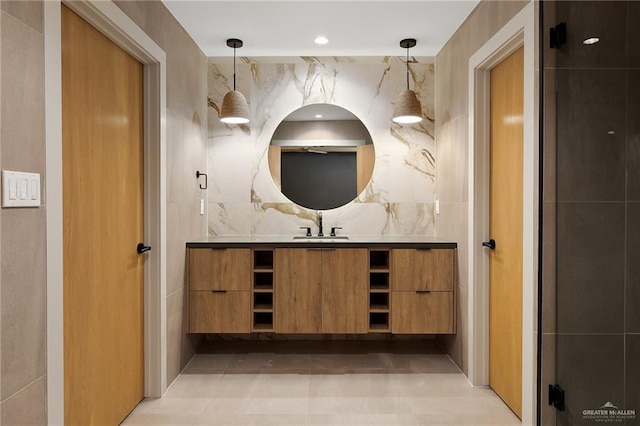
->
[122,340,520,425]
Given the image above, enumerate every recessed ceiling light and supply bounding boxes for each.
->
[314,36,329,45]
[583,37,600,45]
[315,114,323,118]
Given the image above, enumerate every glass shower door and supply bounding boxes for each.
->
[543,1,640,424]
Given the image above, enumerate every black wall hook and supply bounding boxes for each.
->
[196,171,208,190]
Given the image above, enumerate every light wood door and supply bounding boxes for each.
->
[275,249,322,333]
[62,6,144,425]
[488,46,524,419]
[321,249,368,333]
[391,292,454,334]
[391,249,454,291]
[189,248,251,291]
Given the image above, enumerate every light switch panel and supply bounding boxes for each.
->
[2,170,41,207]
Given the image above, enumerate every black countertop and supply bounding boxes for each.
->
[186,236,457,249]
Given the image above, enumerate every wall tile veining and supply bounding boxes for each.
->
[207,56,436,237]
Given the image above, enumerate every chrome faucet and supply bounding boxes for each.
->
[317,211,324,237]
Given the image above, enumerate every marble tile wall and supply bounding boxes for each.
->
[114,0,208,386]
[0,1,47,423]
[434,0,529,376]
[206,56,436,237]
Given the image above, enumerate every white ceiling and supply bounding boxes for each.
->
[161,1,480,57]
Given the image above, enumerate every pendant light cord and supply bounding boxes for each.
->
[406,45,410,90]
[233,45,237,91]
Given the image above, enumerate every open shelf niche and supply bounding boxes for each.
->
[252,249,274,331]
[368,249,390,332]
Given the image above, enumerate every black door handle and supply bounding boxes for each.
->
[482,239,496,250]
[137,243,151,254]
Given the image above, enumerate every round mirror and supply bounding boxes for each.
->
[268,104,375,210]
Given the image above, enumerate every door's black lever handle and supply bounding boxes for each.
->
[137,243,151,254]
[482,239,496,250]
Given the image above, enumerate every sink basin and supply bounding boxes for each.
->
[293,236,349,240]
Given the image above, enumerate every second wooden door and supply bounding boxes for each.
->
[62,6,145,424]
[488,46,524,419]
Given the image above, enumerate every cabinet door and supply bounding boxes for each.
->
[391,291,454,334]
[189,248,251,291]
[322,249,368,333]
[189,291,251,333]
[391,249,454,291]
[275,248,322,333]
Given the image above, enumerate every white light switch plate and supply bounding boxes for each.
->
[2,170,40,207]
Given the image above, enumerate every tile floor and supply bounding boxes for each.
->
[122,340,520,425]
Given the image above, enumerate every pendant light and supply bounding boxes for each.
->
[220,38,250,124]
[392,38,423,124]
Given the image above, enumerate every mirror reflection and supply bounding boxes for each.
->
[268,104,375,210]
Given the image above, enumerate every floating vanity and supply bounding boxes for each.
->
[186,237,457,336]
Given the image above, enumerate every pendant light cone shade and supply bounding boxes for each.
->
[392,89,423,124]
[220,38,250,124]
[392,38,422,124]
[220,90,250,124]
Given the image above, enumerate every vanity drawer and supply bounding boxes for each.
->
[189,290,251,333]
[391,249,455,292]
[188,248,251,291]
[391,291,454,334]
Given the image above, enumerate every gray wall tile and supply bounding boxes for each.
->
[0,376,46,425]
[541,333,556,426]
[1,10,45,175]
[1,1,43,34]
[555,1,628,69]
[114,0,208,387]
[626,203,640,333]
[542,202,557,334]
[1,209,47,400]
[626,335,640,418]
[543,68,556,203]
[0,2,46,416]
[627,70,640,201]
[556,334,624,426]
[630,1,640,69]
[556,69,626,202]
[557,202,625,334]
[434,0,527,375]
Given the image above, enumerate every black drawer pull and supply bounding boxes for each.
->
[211,290,227,294]
[416,290,431,294]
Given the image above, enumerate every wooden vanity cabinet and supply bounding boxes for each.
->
[274,248,368,334]
[274,248,322,333]
[391,248,454,292]
[321,249,368,334]
[190,291,251,333]
[391,248,455,334]
[187,244,457,336]
[189,248,251,291]
[188,248,252,333]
